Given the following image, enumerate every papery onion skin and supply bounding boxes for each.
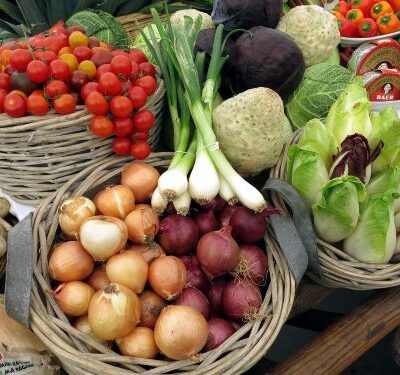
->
[204,317,235,351]
[139,290,167,328]
[117,327,159,359]
[237,245,269,285]
[127,242,165,263]
[201,196,227,213]
[88,283,141,340]
[121,162,160,203]
[193,210,219,236]
[175,287,210,319]
[154,305,208,360]
[180,255,210,293]
[125,206,159,244]
[54,281,95,317]
[219,205,239,228]
[230,206,267,244]
[79,216,128,261]
[207,277,228,315]
[86,264,110,291]
[49,241,94,282]
[158,215,199,256]
[58,196,96,237]
[94,185,135,219]
[106,251,148,294]
[148,256,187,301]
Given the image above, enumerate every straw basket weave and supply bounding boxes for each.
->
[28,155,295,375]
[118,13,169,40]
[270,129,400,290]
[0,78,165,207]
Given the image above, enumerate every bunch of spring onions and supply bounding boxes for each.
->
[143,9,266,214]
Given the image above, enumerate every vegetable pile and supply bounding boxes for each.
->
[51,161,270,360]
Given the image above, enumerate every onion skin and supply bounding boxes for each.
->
[49,241,94,282]
[204,317,235,351]
[219,205,239,228]
[73,315,109,350]
[121,162,160,203]
[88,283,141,341]
[149,256,187,301]
[200,196,226,213]
[158,215,199,256]
[94,185,135,219]
[117,327,159,359]
[229,206,267,244]
[139,290,167,328]
[127,242,165,263]
[207,277,228,315]
[125,206,159,244]
[237,245,269,285]
[154,305,208,360]
[180,255,210,293]
[86,264,110,291]
[175,287,210,319]
[193,210,219,236]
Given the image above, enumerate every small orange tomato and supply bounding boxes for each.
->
[58,46,73,56]
[1,49,11,66]
[99,42,112,51]
[59,53,79,73]
[332,10,346,20]
[54,93,76,115]
[68,31,89,49]
[91,47,108,54]
[78,60,96,79]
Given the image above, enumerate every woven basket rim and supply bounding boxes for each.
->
[270,128,400,290]
[28,155,296,375]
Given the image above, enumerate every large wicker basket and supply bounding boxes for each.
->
[118,13,169,40]
[270,129,400,290]
[0,78,165,207]
[23,155,296,375]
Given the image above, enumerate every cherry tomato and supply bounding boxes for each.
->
[59,53,79,72]
[50,59,71,81]
[111,55,132,79]
[35,50,57,64]
[132,129,149,142]
[131,141,151,160]
[114,117,134,136]
[67,25,86,35]
[88,37,100,48]
[0,73,10,91]
[27,93,49,116]
[131,62,140,80]
[98,72,122,96]
[139,62,156,76]
[58,46,73,56]
[80,82,99,101]
[30,89,44,96]
[113,137,132,155]
[9,90,27,99]
[9,49,33,72]
[128,49,147,64]
[112,49,129,57]
[4,65,15,75]
[85,91,108,115]
[26,60,50,83]
[73,45,93,62]
[128,86,147,109]
[78,60,96,80]
[69,31,89,49]
[133,110,155,131]
[134,75,157,96]
[96,63,111,80]
[54,94,76,115]
[109,95,133,118]
[70,70,89,91]
[0,89,7,112]
[4,92,27,117]
[90,115,114,137]
[45,80,69,99]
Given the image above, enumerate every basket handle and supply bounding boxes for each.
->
[262,178,321,282]
[4,213,33,327]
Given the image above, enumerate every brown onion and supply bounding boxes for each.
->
[149,256,187,300]
[73,315,109,349]
[94,185,135,219]
[49,241,94,282]
[207,277,228,315]
[86,264,110,291]
[88,283,141,340]
[58,196,96,237]
[139,290,167,328]
[154,305,208,360]
[121,162,160,203]
[127,242,165,263]
[175,287,210,319]
[79,216,128,261]
[106,251,148,293]
[204,317,235,351]
[180,255,210,293]
[117,327,159,359]
[54,281,95,316]
[125,206,159,244]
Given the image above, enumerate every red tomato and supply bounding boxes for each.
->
[95,63,111,80]
[44,34,68,54]
[139,62,156,76]
[132,129,149,142]
[111,55,132,79]
[80,82,99,101]
[73,46,93,62]
[131,141,151,160]
[4,92,27,117]
[90,115,114,137]
[114,117,134,136]
[26,60,50,83]
[35,50,57,64]
[67,25,86,36]
[109,95,133,118]
[9,49,33,72]
[85,91,108,115]
[54,94,76,115]
[4,65,16,75]
[134,75,157,96]
[27,93,49,116]
[31,89,44,96]
[132,110,155,131]
[98,72,122,96]
[113,137,132,155]
[0,89,7,112]
[131,62,140,80]
[45,80,69,99]
[128,49,147,64]
[0,73,10,91]
[50,60,71,81]
[128,86,147,109]
[112,49,129,57]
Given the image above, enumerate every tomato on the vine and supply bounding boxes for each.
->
[111,55,132,79]
[90,115,114,137]
[27,60,50,83]
[134,75,157,96]
[133,110,155,132]
[131,141,151,160]
[85,91,108,115]
[27,93,49,116]
[98,72,122,96]
[80,82,99,101]
[45,80,69,99]
[128,49,147,64]
[0,89,7,112]
[139,62,156,76]
[128,86,147,109]
[113,137,132,155]
[0,73,10,91]
[96,64,111,80]
[35,50,57,64]
[114,117,134,137]
[54,94,76,115]
[4,92,27,117]
[109,95,133,118]
[9,49,33,72]
[50,60,71,81]
[73,46,92,62]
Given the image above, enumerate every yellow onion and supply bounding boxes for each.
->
[54,281,95,316]
[58,196,96,237]
[79,216,128,261]
[127,242,165,263]
[154,305,208,360]
[49,241,94,282]
[124,206,159,244]
[139,290,167,328]
[94,185,135,219]
[88,283,140,340]
[86,264,110,291]
[106,251,148,294]
[73,315,109,350]
[117,327,159,359]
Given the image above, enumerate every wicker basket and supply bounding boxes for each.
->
[26,155,296,375]
[0,78,165,207]
[118,13,169,40]
[270,129,400,290]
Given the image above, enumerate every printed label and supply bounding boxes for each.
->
[0,357,39,375]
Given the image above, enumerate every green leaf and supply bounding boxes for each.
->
[15,0,49,33]
[0,18,24,36]
[0,0,24,24]
[46,0,67,26]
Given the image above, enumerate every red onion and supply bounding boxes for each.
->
[207,277,228,315]
[196,227,240,279]
[201,196,226,213]
[219,205,239,227]
[234,245,269,285]
[222,280,262,321]
[180,255,210,292]
[164,202,176,216]
[158,215,199,256]
[174,287,210,319]
[230,206,268,244]
[231,320,243,331]
[204,317,235,351]
[193,210,219,236]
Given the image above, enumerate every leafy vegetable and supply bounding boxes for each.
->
[312,176,366,243]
